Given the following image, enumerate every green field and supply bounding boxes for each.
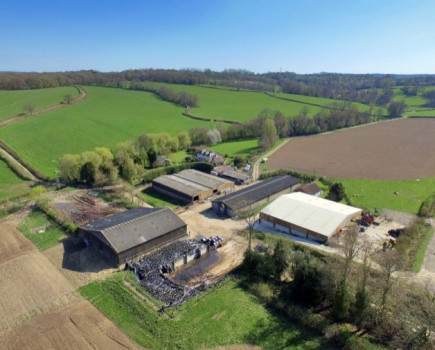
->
[0,86,80,120]
[338,177,435,214]
[273,92,377,114]
[168,149,189,163]
[210,138,259,158]
[0,159,31,201]
[17,210,67,250]
[393,86,435,116]
[80,272,330,350]
[141,83,373,121]
[0,87,212,176]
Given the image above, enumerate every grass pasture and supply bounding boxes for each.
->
[0,159,31,202]
[0,86,80,120]
[338,177,435,214]
[18,210,67,251]
[0,86,212,176]
[80,272,330,350]
[139,83,338,121]
[393,86,435,116]
[210,138,259,158]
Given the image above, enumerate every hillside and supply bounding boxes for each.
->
[0,87,211,176]
[0,86,80,121]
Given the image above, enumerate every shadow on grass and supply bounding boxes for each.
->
[142,187,186,208]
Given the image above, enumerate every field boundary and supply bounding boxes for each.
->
[0,139,46,181]
[182,112,242,125]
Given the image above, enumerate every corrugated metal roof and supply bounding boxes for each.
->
[153,174,211,197]
[261,192,362,238]
[80,207,186,253]
[213,175,299,211]
[175,169,231,189]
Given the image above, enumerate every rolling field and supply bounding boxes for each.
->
[0,86,80,120]
[80,272,331,350]
[393,86,435,116]
[0,86,211,176]
[0,159,31,201]
[268,118,435,181]
[141,83,368,121]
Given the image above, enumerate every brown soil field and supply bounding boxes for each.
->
[268,118,435,180]
[0,250,74,328]
[0,299,142,350]
[0,222,34,264]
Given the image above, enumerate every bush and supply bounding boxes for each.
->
[419,193,435,217]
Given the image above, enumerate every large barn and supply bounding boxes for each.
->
[212,175,300,217]
[152,169,234,203]
[79,207,187,266]
[259,192,362,242]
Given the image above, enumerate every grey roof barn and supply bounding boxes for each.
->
[79,207,187,266]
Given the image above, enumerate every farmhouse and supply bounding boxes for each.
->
[259,192,362,242]
[196,150,224,166]
[152,169,234,203]
[79,207,187,266]
[212,175,300,217]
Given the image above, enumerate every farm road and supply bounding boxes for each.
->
[251,138,291,180]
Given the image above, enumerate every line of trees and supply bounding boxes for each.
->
[129,82,199,107]
[2,69,435,106]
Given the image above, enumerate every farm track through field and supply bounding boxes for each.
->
[0,85,87,128]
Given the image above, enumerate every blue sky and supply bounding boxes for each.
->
[1,0,434,74]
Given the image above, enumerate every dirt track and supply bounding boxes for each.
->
[268,118,435,180]
[0,299,141,350]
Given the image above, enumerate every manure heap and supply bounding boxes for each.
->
[129,238,221,306]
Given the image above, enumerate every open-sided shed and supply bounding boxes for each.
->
[79,207,187,266]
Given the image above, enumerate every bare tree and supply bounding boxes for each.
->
[378,250,402,314]
[64,94,73,104]
[359,238,373,292]
[236,201,261,250]
[23,102,35,116]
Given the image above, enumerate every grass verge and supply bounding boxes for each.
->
[412,226,435,272]
[139,187,184,209]
[18,209,67,250]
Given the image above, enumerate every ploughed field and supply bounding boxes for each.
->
[268,118,435,180]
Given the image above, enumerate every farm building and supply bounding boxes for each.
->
[212,175,300,217]
[152,169,234,203]
[79,207,187,266]
[259,192,362,242]
[299,182,323,197]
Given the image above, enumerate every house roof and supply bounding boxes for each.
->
[213,175,299,211]
[80,207,186,253]
[300,183,322,196]
[261,192,362,238]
